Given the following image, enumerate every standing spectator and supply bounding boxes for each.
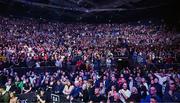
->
[129,87,141,102]
[141,78,149,94]
[139,84,148,100]
[128,76,138,91]
[154,72,169,85]
[99,82,106,96]
[0,85,10,103]
[141,86,162,102]
[106,57,112,69]
[150,96,158,103]
[79,84,89,102]
[70,81,82,101]
[55,58,62,68]
[9,92,18,103]
[36,89,49,103]
[62,80,74,99]
[119,83,131,103]
[53,80,64,94]
[154,77,163,98]
[102,75,110,91]
[23,79,32,94]
[163,79,180,102]
[5,78,12,92]
[107,85,119,102]
[90,87,106,103]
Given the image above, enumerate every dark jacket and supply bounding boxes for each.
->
[70,86,82,98]
[163,92,180,102]
[0,92,10,103]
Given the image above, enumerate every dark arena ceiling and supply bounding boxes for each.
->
[4,0,172,9]
[0,0,179,22]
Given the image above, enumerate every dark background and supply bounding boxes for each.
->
[0,0,179,25]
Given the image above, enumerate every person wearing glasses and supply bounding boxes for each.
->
[141,86,161,103]
[163,79,180,102]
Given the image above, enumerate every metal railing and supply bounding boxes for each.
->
[17,92,82,103]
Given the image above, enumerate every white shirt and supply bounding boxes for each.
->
[5,84,11,91]
[35,62,40,68]
[29,76,36,85]
[143,82,149,91]
[106,58,111,67]
[143,82,149,95]
[63,85,74,95]
[129,81,133,91]
[154,73,169,85]
[55,60,62,67]
[119,89,131,103]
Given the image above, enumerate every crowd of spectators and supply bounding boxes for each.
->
[0,16,179,69]
[0,16,180,103]
[0,65,180,103]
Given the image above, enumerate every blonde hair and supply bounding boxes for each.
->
[131,87,138,94]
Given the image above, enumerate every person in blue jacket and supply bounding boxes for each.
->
[70,81,82,101]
